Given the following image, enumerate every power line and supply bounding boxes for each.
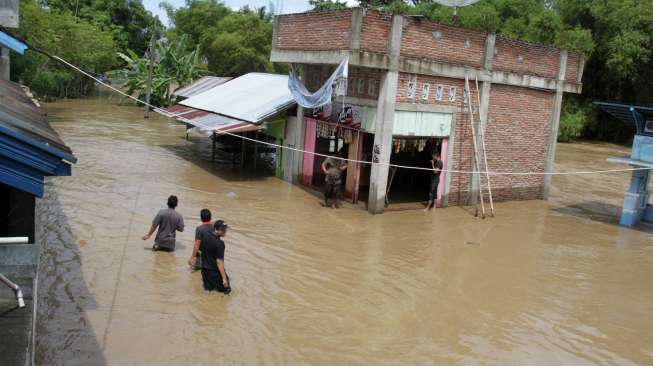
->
[44,52,653,177]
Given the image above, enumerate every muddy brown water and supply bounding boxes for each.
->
[34,98,653,365]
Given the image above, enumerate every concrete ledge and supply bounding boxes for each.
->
[0,244,39,267]
[272,49,582,94]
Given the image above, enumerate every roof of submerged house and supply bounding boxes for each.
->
[0,79,76,197]
[179,73,295,124]
[161,73,296,133]
[172,76,233,99]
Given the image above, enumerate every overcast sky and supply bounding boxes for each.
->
[142,0,357,26]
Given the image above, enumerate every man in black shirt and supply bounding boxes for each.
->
[188,209,212,270]
[425,152,443,212]
[200,220,230,294]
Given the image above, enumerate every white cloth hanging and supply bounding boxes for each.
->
[288,57,348,108]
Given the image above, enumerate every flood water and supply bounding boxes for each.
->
[35,98,653,365]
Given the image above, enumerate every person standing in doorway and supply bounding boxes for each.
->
[200,220,231,294]
[188,208,212,270]
[424,152,443,212]
[142,195,184,251]
[321,153,347,209]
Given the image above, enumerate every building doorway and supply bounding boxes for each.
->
[385,137,443,209]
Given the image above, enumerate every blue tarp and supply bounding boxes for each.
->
[288,57,348,109]
[0,30,27,55]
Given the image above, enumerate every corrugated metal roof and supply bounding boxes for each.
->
[172,76,232,98]
[180,73,296,124]
[0,79,76,197]
[159,106,262,134]
[0,80,74,160]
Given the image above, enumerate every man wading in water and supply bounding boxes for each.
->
[424,152,443,212]
[321,153,347,209]
[188,208,213,270]
[200,220,231,294]
[142,195,185,251]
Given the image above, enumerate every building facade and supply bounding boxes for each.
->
[271,8,584,213]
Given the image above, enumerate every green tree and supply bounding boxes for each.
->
[200,8,280,76]
[162,0,231,46]
[112,35,208,107]
[11,0,118,99]
[309,0,349,11]
[38,0,156,53]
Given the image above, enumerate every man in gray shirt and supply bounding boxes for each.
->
[142,195,185,251]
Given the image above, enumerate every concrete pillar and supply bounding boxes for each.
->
[367,14,403,214]
[349,8,363,51]
[292,105,306,183]
[0,47,9,81]
[542,50,568,199]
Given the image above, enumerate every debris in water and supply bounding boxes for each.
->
[226,192,238,199]
[465,241,480,246]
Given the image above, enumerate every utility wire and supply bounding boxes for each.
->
[10,31,651,177]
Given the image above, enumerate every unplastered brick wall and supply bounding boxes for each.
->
[396,73,475,107]
[493,37,560,79]
[347,67,383,99]
[276,10,352,50]
[565,52,581,83]
[304,64,383,100]
[483,84,554,201]
[447,111,475,206]
[359,10,392,54]
[400,19,486,69]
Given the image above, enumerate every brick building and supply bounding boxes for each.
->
[271,8,584,213]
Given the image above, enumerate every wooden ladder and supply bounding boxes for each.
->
[464,74,495,218]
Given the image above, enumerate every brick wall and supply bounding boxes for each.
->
[396,73,473,107]
[493,37,560,79]
[304,64,383,100]
[400,19,486,69]
[359,11,392,53]
[483,85,553,201]
[565,52,581,83]
[447,112,474,206]
[275,10,352,50]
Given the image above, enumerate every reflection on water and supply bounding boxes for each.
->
[36,98,653,365]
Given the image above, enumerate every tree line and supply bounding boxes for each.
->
[9,0,653,142]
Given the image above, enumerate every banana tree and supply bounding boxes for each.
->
[111,35,207,107]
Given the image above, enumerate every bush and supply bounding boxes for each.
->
[558,98,592,142]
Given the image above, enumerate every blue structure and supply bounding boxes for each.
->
[595,101,653,227]
[0,79,76,198]
[0,28,27,55]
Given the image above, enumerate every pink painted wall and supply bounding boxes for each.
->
[436,138,448,208]
[301,118,317,186]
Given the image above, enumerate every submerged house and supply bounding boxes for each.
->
[162,73,297,179]
[0,79,76,365]
[270,8,585,213]
[0,25,76,365]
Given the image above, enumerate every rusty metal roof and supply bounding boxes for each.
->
[172,76,233,99]
[159,105,262,135]
[0,80,74,159]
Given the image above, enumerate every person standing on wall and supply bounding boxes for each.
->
[142,195,185,251]
[321,152,347,209]
[424,152,443,212]
[188,208,213,270]
[200,220,231,294]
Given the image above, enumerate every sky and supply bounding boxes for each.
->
[142,0,358,26]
